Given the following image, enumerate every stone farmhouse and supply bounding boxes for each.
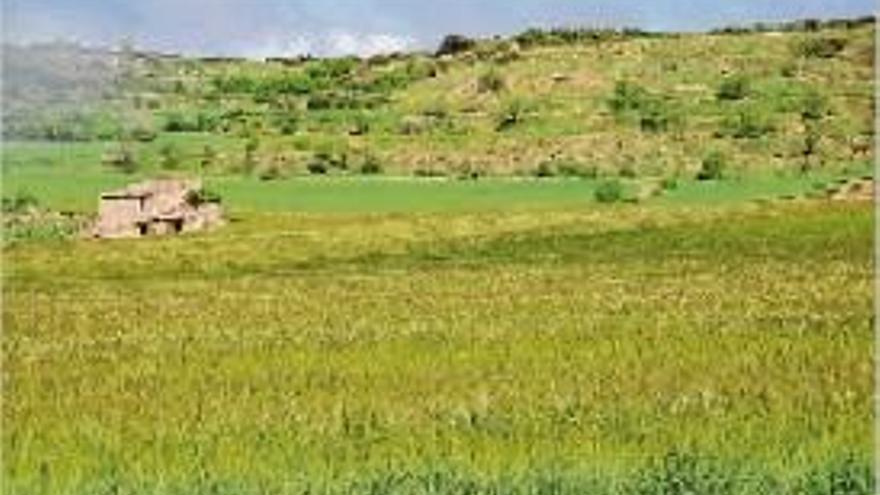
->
[92,179,223,238]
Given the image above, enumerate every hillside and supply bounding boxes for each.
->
[82,22,880,177]
[5,21,875,182]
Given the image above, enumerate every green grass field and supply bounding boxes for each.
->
[3,141,872,215]
[3,199,873,494]
[2,17,875,495]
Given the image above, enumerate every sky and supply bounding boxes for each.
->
[2,0,875,57]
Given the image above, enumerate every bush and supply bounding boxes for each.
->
[2,191,40,213]
[660,177,679,191]
[618,163,638,178]
[436,34,476,56]
[307,160,329,175]
[719,108,774,139]
[638,100,671,133]
[800,89,827,121]
[348,114,371,136]
[594,179,624,203]
[608,81,648,115]
[185,188,222,206]
[129,125,158,142]
[102,145,138,174]
[199,145,217,170]
[716,75,750,101]
[608,81,676,133]
[556,160,597,178]
[533,161,556,178]
[477,68,506,93]
[495,97,529,132]
[258,163,284,181]
[307,150,348,175]
[162,112,196,132]
[273,114,299,135]
[697,150,726,180]
[414,168,447,178]
[243,138,260,175]
[158,143,181,171]
[359,153,383,175]
[796,37,848,59]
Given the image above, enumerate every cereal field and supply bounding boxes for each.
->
[2,200,873,494]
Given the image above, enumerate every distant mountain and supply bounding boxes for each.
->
[1,42,128,138]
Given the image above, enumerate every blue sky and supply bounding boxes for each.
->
[2,0,874,57]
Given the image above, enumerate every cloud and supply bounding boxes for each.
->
[3,0,875,55]
[325,32,414,57]
[238,31,414,59]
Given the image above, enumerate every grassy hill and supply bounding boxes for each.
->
[4,20,875,184]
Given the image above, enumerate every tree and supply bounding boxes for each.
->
[159,143,181,170]
[800,90,826,173]
[436,35,476,56]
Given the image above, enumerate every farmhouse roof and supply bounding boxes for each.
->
[100,189,153,200]
[100,179,199,200]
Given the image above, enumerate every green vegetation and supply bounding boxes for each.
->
[594,178,625,203]
[697,150,727,181]
[1,16,875,494]
[6,20,873,179]
[716,75,751,101]
[3,201,873,493]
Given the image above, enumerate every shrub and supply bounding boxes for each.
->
[495,97,529,132]
[2,191,40,213]
[307,160,329,175]
[129,125,157,142]
[307,150,348,175]
[697,150,726,180]
[199,145,217,170]
[716,75,750,101]
[258,163,284,181]
[454,164,483,180]
[158,143,181,171]
[796,36,848,59]
[618,163,638,178]
[639,100,671,133]
[413,168,447,178]
[477,68,506,93]
[243,138,260,174]
[594,179,624,203]
[103,145,138,174]
[273,114,299,135]
[661,176,679,191]
[399,116,429,135]
[719,108,774,139]
[608,81,648,115]
[359,153,383,175]
[556,160,597,178]
[348,114,371,136]
[608,81,676,133]
[185,188,222,206]
[162,112,197,132]
[800,89,827,121]
[533,161,556,178]
[436,34,476,56]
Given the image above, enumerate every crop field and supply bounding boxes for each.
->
[3,199,874,494]
[2,15,876,495]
